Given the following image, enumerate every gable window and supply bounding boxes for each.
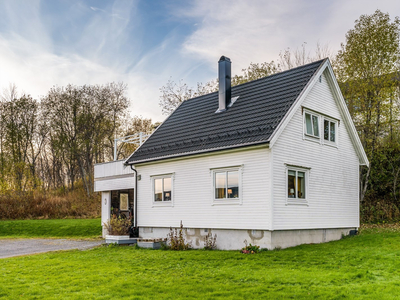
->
[152,174,174,206]
[303,109,339,146]
[286,166,309,205]
[212,166,242,204]
[324,119,336,143]
[304,112,319,138]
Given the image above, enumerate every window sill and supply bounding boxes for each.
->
[304,135,321,144]
[286,199,308,206]
[212,199,241,206]
[323,141,338,148]
[152,201,173,207]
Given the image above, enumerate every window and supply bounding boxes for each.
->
[152,174,173,205]
[324,119,336,143]
[304,112,319,138]
[286,166,308,205]
[212,167,242,204]
[303,109,339,146]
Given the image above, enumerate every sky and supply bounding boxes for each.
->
[0,0,399,123]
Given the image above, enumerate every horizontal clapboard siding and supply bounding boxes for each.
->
[94,177,135,192]
[272,70,359,230]
[94,160,134,178]
[136,147,270,230]
[94,160,135,192]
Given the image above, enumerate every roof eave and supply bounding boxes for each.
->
[126,141,270,166]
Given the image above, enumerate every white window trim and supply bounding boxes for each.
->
[322,116,339,148]
[211,166,243,205]
[303,108,339,147]
[303,110,320,142]
[285,165,309,206]
[151,173,174,207]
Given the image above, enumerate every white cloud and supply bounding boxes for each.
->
[179,0,400,75]
[0,0,167,122]
[0,32,165,121]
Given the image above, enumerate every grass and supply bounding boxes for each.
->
[0,219,102,239]
[1,225,400,299]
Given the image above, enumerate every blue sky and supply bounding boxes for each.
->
[0,0,399,122]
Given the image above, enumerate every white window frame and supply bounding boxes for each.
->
[151,173,174,207]
[303,111,320,141]
[211,166,242,205]
[303,108,339,147]
[285,165,309,206]
[322,116,339,147]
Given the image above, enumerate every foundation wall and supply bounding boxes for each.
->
[138,226,356,250]
[270,228,354,249]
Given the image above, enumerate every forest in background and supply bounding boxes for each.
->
[0,10,399,222]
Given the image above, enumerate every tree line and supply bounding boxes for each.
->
[0,83,154,197]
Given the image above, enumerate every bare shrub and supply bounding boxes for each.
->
[103,216,131,235]
[203,231,217,250]
[166,221,191,250]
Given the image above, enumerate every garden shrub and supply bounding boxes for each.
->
[166,221,191,250]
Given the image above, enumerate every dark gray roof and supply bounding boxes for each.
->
[126,59,325,164]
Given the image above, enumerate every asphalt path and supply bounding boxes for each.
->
[0,239,103,258]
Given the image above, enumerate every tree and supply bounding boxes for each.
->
[279,42,334,71]
[42,83,129,196]
[159,79,218,116]
[0,85,43,191]
[231,61,279,86]
[335,10,400,202]
[111,115,154,160]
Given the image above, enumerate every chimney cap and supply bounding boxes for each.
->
[219,56,231,63]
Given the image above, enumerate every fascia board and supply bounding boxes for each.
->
[268,59,328,148]
[324,63,369,167]
[130,143,269,167]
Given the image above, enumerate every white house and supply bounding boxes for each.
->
[94,56,369,250]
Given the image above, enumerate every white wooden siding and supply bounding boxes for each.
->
[94,177,135,192]
[272,70,359,230]
[94,160,135,192]
[94,160,134,178]
[136,147,270,230]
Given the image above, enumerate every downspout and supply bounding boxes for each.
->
[129,164,138,234]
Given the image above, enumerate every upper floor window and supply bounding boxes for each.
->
[304,112,319,138]
[303,109,339,146]
[324,119,336,143]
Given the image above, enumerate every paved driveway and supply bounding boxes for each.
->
[0,239,104,258]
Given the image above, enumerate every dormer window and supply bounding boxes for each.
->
[304,112,319,138]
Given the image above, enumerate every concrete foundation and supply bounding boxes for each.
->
[137,227,356,250]
[105,235,137,245]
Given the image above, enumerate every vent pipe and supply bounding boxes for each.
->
[217,56,231,112]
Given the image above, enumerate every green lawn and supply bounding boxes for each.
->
[1,226,400,299]
[0,218,102,239]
